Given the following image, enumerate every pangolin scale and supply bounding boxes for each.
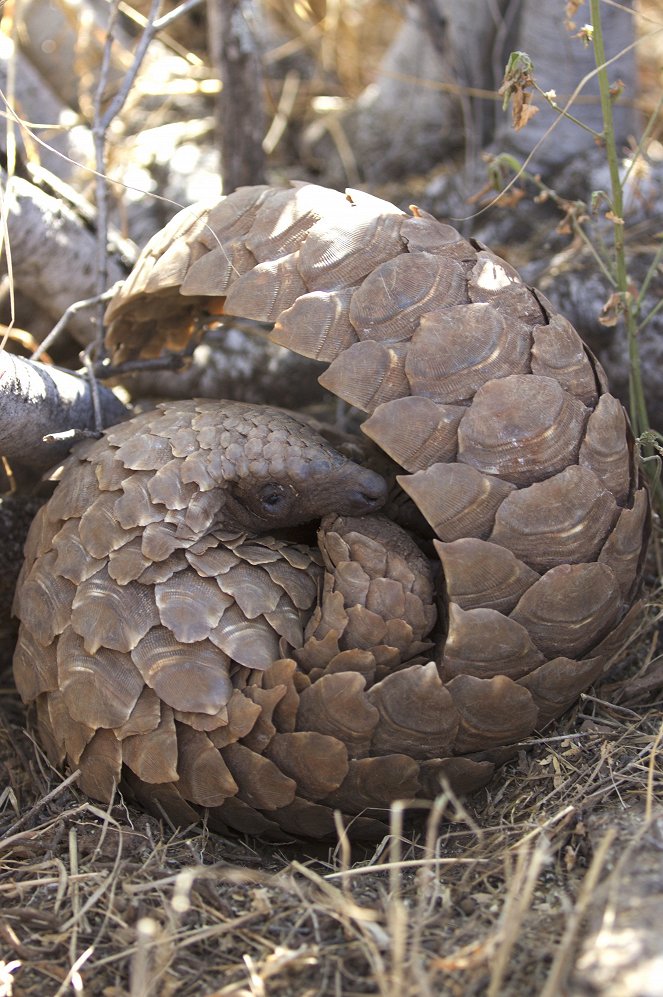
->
[12,182,649,839]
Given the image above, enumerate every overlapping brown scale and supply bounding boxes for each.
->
[182,241,258,297]
[21,503,62,565]
[176,187,271,295]
[362,397,464,473]
[406,303,531,404]
[71,567,159,654]
[216,561,284,618]
[57,627,144,728]
[208,690,261,749]
[147,459,198,512]
[15,550,75,646]
[223,252,308,323]
[468,261,545,330]
[298,209,405,292]
[399,463,515,541]
[122,768,200,827]
[326,558,370,606]
[418,757,495,798]
[269,797,340,839]
[178,450,218,492]
[267,659,309,720]
[12,624,58,702]
[77,728,122,800]
[173,703,229,732]
[349,252,467,342]
[441,603,545,681]
[111,200,213,303]
[339,605,388,650]
[207,797,277,837]
[598,489,650,601]
[114,433,174,472]
[181,487,225,536]
[588,600,644,664]
[242,183,335,261]
[296,672,379,756]
[52,518,104,584]
[131,626,232,714]
[104,413,157,447]
[265,732,349,799]
[318,340,409,413]
[240,684,286,752]
[221,742,296,810]
[510,563,621,659]
[518,656,604,728]
[114,474,162,531]
[122,706,179,783]
[271,288,358,361]
[141,232,202,294]
[489,465,618,572]
[322,755,420,814]
[113,686,161,740]
[155,572,233,641]
[457,375,589,486]
[367,663,459,758]
[579,394,632,504]
[141,521,192,562]
[209,602,282,669]
[434,538,538,614]
[201,185,272,247]
[94,449,130,491]
[185,544,239,577]
[136,549,190,585]
[400,210,475,259]
[531,315,599,406]
[446,674,539,753]
[108,537,152,584]
[177,725,239,807]
[46,691,95,765]
[46,459,100,522]
[262,594,304,647]
[32,694,65,766]
[10,184,650,838]
[77,491,132,559]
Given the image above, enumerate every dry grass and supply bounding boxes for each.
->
[2,589,662,997]
[2,4,663,995]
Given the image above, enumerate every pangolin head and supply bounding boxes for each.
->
[204,401,387,533]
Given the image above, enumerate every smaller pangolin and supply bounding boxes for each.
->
[13,399,442,840]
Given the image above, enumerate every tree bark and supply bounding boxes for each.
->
[207,0,266,193]
[0,171,128,345]
[0,352,129,474]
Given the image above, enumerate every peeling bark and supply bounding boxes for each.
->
[0,171,127,345]
[0,351,129,473]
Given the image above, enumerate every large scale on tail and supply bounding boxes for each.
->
[13,182,649,839]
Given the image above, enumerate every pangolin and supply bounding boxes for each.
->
[12,182,650,840]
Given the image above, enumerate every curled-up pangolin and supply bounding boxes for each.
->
[13,182,650,840]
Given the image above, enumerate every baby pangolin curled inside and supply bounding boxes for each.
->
[13,399,444,840]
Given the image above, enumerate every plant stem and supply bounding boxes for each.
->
[590,0,659,508]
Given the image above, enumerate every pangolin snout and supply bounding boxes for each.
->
[340,466,388,515]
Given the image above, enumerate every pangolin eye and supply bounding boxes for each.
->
[258,482,289,513]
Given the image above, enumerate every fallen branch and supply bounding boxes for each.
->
[0,351,129,473]
[0,171,127,345]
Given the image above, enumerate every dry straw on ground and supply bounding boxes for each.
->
[1,3,663,994]
[2,592,662,996]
